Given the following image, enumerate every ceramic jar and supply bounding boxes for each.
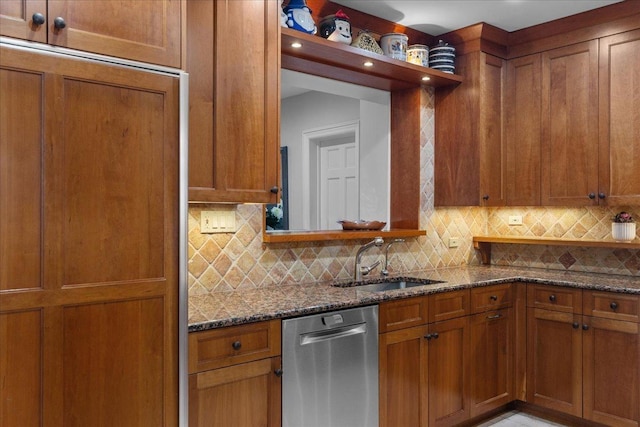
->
[611,222,636,242]
[379,32,408,61]
[407,44,429,67]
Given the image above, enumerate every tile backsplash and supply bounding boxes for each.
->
[188,88,639,294]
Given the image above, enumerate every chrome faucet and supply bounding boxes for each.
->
[381,239,405,276]
[354,237,384,281]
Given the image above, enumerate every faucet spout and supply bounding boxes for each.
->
[381,239,405,276]
[354,237,384,281]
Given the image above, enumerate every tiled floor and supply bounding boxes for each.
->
[476,411,567,427]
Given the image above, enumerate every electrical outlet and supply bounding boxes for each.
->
[508,215,523,226]
[448,237,460,248]
[201,208,236,233]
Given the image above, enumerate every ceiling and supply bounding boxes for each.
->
[329,0,625,35]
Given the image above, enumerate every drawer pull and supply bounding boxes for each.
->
[231,340,242,350]
[487,313,502,320]
[490,295,498,301]
[610,302,618,310]
[549,294,556,302]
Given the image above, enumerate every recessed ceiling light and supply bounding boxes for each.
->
[291,42,302,48]
[363,61,374,67]
[422,76,431,81]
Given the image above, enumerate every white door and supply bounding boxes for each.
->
[319,135,359,229]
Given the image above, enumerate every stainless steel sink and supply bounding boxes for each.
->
[348,278,445,292]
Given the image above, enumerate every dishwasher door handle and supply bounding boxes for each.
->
[299,323,367,346]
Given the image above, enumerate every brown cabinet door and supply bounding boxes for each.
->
[526,308,582,417]
[0,45,179,426]
[0,0,47,42]
[583,317,640,427]
[428,316,470,427]
[189,357,282,427]
[540,40,599,206]
[435,52,505,206]
[598,29,640,206]
[188,0,280,203]
[46,0,181,67]
[505,53,542,206]
[379,325,429,427]
[469,308,514,417]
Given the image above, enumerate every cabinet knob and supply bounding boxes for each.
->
[482,194,490,201]
[432,332,439,339]
[549,294,556,302]
[270,186,279,194]
[424,334,432,340]
[53,16,66,29]
[32,13,45,26]
[274,368,283,377]
[231,340,242,350]
[572,322,580,329]
[610,302,618,310]
[582,324,589,331]
[598,192,606,199]
[490,295,498,301]
[588,192,596,199]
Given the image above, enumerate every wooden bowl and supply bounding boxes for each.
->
[338,220,386,231]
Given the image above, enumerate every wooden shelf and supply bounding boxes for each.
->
[263,228,425,243]
[473,236,640,265]
[281,27,463,92]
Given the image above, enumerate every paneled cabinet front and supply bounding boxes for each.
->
[0,45,180,426]
[0,0,181,67]
[187,0,280,203]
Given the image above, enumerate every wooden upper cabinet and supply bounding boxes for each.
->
[0,0,181,67]
[188,0,280,203]
[0,0,47,43]
[505,54,542,206]
[598,29,640,206]
[540,40,599,206]
[435,51,506,206]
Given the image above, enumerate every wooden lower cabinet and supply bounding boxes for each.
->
[583,317,640,427]
[379,325,430,427]
[469,308,514,417]
[189,357,282,427]
[428,316,471,427]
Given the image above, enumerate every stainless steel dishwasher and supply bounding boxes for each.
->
[282,305,378,427]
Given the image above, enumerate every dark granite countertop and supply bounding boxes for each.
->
[188,265,640,332]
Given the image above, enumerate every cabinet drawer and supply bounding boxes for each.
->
[379,296,429,333]
[583,291,640,323]
[471,284,513,314]
[429,289,470,322]
[527,284,582,314]
[189,320,281,373]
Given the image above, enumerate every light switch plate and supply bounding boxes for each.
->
[201,208,236,233]
[448,237,460,248]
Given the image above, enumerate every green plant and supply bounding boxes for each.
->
[613,211,634,223]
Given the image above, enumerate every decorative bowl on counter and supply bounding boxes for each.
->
[338,220,386,231]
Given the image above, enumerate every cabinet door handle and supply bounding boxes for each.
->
[588,192,596,200]
[274,368,283,377]
[231,340,242,350]
[548,294,556,302]
[610,302,618,310]
[490,295,498,301]
[432,332,439,339]
[582,324,589,331]
[598,192,606,199]
[53,16,66,29]
[270,186,279,194]
[482,194,490,201]
[32,13,45,26]
[572,322,580,329]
